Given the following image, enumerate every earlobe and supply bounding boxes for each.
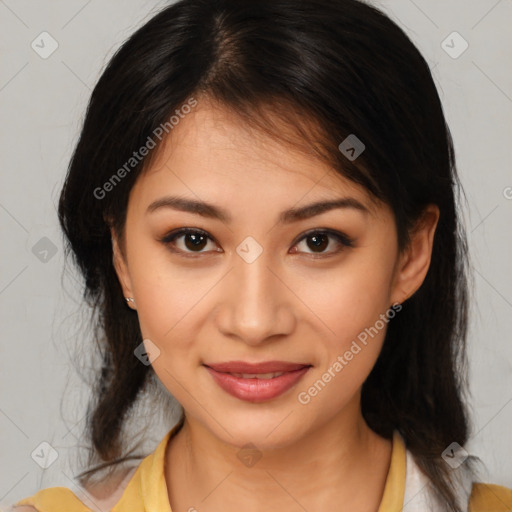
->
[111,229,136,309]
[390,204,440,305]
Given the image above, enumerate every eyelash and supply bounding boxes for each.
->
[159,227,354,259]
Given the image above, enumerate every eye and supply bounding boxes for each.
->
[290,229,354,257]
[160,228,220,256]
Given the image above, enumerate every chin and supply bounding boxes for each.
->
[208,409,307,451]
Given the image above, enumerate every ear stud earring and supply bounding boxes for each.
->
[125,297,135,303]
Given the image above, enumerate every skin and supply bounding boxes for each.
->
[112,98,439,512]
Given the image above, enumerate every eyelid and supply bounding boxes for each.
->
[290,228,355,250]
[160,227,213,244]
[159,227,221,258]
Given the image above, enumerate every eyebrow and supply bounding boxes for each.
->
[146,195,370,223]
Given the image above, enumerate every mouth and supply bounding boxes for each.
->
[203,361,312,402]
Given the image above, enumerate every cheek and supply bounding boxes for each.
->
[132,267,210,344]
[130,260,208,403]
[293,250,397,404]
[295,263,394,414]
[295,253,396,340]
[124,232,198,342]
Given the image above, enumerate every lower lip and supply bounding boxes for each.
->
[204,366,311,403]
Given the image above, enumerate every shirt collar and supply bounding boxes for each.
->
[378,430,406,512]
[115,424,407,512]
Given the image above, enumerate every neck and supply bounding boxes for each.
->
[165,400,393,512]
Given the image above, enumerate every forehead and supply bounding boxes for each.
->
[134,101,379,215]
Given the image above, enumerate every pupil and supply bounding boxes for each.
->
[308,234,328,252]
[185,233,207,251]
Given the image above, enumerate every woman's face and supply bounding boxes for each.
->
[113,101,435,450]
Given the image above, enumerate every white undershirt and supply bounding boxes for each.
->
[402,445,473,511]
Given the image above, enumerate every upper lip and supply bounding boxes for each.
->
[204,361,311,374]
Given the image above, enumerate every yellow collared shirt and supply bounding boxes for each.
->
[14,424,512,512]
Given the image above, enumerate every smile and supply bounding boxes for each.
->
[203,361,312,402]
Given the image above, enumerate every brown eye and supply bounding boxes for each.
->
[161,228,220,255]
[182,232,208,251]
[305,233,329,252]
[291,229,354,256]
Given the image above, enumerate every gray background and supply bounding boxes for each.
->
[1,0,511,508]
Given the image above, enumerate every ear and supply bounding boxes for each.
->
[111,228,136,308]
[390,204,440,305]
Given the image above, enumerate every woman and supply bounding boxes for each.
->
[13,0,512,511]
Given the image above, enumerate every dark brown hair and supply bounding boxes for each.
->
[58,1,480,510]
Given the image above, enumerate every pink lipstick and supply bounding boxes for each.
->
[204,361,311,402]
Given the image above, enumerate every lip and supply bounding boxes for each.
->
[204,361,309,373]
[203,361,311,403]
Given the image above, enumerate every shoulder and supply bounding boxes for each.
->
[12,487,87,511]
[469,482,512,511]
[11,465,138,512]
[82,465,138,510]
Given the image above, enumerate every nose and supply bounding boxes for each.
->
[214,251,296,346]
